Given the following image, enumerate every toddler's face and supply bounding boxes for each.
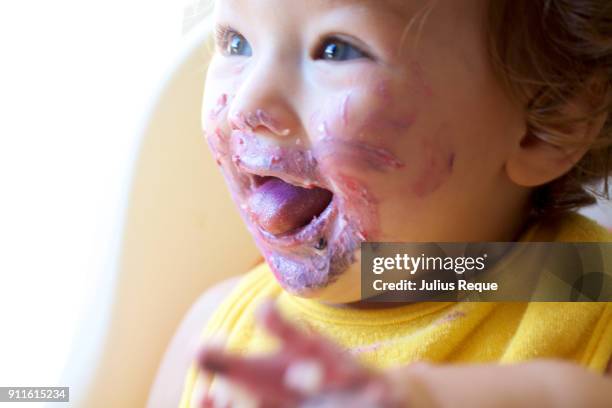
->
[203,0,529,302]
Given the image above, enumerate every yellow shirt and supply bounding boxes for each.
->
[179,213,612,407]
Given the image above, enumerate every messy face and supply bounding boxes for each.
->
[203,0,527,301]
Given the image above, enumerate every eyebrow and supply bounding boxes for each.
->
[323,0,408,6]
[321,0,412,15]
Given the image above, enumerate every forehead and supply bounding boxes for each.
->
[219,0,413,15]
[321,0,407,7]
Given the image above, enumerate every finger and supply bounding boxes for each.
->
[193,373,213,408]
[199,394,214,408]
[256,301,376,387]
[256,300,343,359]
[198,346,301,405]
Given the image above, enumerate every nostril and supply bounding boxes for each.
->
[256,109,291,136]
[231,110,291,137]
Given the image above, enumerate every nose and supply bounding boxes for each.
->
[227,55,301,140]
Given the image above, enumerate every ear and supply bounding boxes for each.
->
[506,92,609,188]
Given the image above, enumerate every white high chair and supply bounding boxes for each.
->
[66,24,260,407]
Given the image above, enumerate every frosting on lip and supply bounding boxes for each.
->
[207,125,366,294]
[205,92,408,296]
[230,131,324,189]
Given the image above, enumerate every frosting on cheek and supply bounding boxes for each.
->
[314,138,405,239]
[317,138,404,172]
[314,90,416,144]
[409,127,455,197]
[409,61,434,98]
[204,93,232,166]
[311,92,408,241]
[209,93,228,121]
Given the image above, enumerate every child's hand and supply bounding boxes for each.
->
[197,301,405,407]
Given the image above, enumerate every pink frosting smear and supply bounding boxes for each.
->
[205,91,417,295]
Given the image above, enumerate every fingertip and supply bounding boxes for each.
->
[197,346,228,374]
[256,299,289,334]
[199,395,214,408]
[207,330,229,348]
[255,298,277,322]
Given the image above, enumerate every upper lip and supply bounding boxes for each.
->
[230,131,330,191]
[235,159,325,191]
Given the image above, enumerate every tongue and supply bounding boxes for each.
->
[247,177,333,235]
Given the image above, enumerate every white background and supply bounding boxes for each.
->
[0,0,185,403]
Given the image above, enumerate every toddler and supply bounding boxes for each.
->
[152,0,612,406]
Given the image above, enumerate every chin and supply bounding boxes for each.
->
[246,194,363,296]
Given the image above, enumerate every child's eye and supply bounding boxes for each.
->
[315,37,368,61]
[216,25,252,57]
[227,33,252,56]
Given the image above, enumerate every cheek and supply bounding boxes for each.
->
[206,92,229,124]
[201,66,240,166]
[310,82,417,147]
[309,81,417,177]
[202,61,242,133]
[310,67,435,176]
[201,91,230,164]
[308,83,418,238]
[408,126,455,197]
[308,72,458,237]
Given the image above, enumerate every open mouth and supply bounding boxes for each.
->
[246,175,334,238]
